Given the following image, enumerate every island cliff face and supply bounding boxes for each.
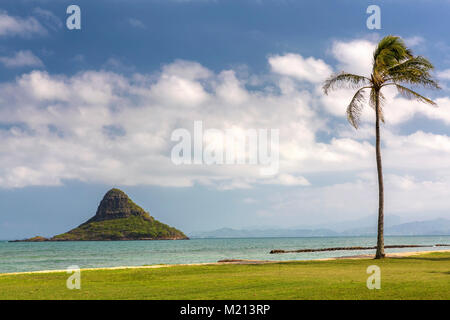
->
[86,188,155,223]
[14,189,188,241]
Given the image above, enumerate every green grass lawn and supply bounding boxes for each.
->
[0,252,449,300]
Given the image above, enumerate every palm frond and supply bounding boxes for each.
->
[346,87,369,129]
[373,36,413,72]
[392,84,437,105]
[387,56,433,73]
[323,72,369,95]
[385,56,440,89]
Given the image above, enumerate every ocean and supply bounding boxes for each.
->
[1,236,449,274]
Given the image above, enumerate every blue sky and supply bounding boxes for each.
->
[1,0,450,239]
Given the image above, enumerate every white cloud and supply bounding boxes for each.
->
[268,53,332,83]
[162,59,212,80]
[0,10,47,37]
[0,60,331,189]
[149,68,210,107]
[404,36,424,47]
[265,174,310,186]
[102,57,136,73]
[243,197,257,204]
[265,173,450,223]
[16,70,70,101]
[437,69,450,80]
[0,60,444,190]
[33,8,62,31]
[128,18,146,29]
[0,50,44,68]
[331,39,375,75]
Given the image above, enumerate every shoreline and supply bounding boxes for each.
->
[2,249,449,277]
[269,244,449,254]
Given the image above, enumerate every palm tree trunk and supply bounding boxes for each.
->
[374,89,385,259]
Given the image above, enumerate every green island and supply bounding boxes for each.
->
[0,251,448,300]
[12,188,188,241]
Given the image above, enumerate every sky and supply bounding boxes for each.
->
[1,0,450,239]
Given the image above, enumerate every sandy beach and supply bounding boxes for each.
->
[314,249,450,261]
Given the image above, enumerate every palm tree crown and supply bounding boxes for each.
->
[323,35,440,129]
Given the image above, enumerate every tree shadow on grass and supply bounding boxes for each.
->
[427,271,450,275]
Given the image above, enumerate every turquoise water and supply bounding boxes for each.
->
[1,236,449,274]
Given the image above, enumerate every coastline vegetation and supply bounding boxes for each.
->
[52,215,186,241]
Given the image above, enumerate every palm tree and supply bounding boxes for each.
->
[323,35,440,259]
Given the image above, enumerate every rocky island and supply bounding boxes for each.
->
[12,188,188,241]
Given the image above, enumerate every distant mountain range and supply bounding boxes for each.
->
[385,218,450,236]
[190,218,450,238]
